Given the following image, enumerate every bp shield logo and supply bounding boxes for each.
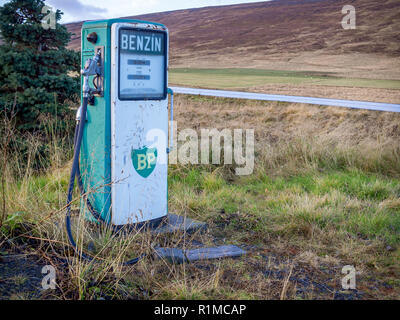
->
[131,146,157,178]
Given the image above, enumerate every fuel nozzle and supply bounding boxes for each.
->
[81,49,102,77]
[81,48,103,99]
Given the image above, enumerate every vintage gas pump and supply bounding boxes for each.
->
[65,19,245,264]
[81,19,169,226]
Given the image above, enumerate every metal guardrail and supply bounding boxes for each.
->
[170,86,400,113]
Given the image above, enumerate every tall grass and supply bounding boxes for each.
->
[257,136,400,178]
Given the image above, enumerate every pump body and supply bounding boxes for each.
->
[80,19,169,226]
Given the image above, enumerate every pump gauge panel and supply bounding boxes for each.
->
[118,28,167,100]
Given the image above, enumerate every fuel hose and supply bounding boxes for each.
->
[65,96,145,265]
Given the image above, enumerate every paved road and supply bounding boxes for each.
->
[170,87,400,113]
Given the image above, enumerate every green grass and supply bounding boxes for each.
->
[169,166,400,246]
[169,68,400,90]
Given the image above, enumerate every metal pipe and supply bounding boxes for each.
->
[167,88,174,153]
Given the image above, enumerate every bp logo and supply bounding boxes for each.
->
[131,146,157,178]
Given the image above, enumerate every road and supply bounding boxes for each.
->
[170,87,400,113]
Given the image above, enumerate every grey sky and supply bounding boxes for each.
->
[47,0,107,20]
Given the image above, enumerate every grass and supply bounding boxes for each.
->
[169,68,400,90]
[170,167,400,244]
[168,149,400,247]
[1,95,400,299]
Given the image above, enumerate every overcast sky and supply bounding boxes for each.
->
[0,0,269,23]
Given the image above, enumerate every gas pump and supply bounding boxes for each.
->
[66,19,245,264]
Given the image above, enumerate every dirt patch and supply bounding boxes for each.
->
[0,253,46,300]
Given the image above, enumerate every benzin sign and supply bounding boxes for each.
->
[120,29,164,55]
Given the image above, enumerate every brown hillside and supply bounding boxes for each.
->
[66,0,400,79]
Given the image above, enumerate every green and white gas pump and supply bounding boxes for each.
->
[66,19,244,264]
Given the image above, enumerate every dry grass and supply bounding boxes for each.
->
[171,53,400,82]
[174,95,400,152]
[246,84,400,104]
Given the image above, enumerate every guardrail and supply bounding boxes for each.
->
[170,86,400,113]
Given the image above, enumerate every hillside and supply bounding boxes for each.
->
[66,0,400,80]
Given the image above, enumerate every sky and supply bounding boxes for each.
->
[0,0,270,23]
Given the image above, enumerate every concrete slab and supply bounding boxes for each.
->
[154,245,246,264]
[151,213,208,235]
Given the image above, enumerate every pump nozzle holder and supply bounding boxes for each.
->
[81,49,103,98]
[81,49,102,77]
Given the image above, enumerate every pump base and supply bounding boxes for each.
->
[113,214,246,264]
[151,213,208,235]
[152,216,246,264]
[108,213,207,235]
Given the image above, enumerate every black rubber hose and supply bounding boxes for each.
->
[65,97,144,265]
[73,123,103,223]
[65,97,94,261]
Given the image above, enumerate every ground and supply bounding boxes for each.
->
[1,93,399,300]
[0,253,45,300]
